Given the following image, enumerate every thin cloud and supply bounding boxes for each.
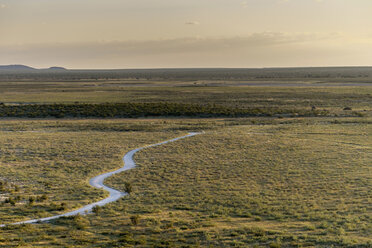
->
[0,4,6,9]
[185,21,200,25]
[278,0,324,3]
[0,32,343,55]
[241,1,248,8]
[0,32,364,69]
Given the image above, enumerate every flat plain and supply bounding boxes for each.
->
[0,69,371,247]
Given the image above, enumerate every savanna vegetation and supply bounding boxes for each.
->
[0,118,371,247]
[0,102,329,118]
[0,70,371,247]
[0,81,370,118]
[1,67,372,82]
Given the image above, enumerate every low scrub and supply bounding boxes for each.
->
[0,102,327,118]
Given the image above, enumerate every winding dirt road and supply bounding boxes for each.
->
[0,132,200,227]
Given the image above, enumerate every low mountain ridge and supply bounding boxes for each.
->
[0,65,67,72]
[47,66,67,71]
[0,65,36,71]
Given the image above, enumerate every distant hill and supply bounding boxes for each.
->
[0,65,68,72]
[0,65,36,71]
[46,66,67,71]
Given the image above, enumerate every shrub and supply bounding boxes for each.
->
[37,194,48,202]
[5,197,16,206]
[59,202,67,210]
[0,102,327,118]
[28,196,35,205]
[92,205,102,215]
[124,182,133,194]
[130,215,140,226]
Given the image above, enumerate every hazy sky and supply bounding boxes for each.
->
[1,0,372,68]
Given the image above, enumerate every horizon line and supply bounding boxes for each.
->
[2,64,372,71]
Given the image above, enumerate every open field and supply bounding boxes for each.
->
[1,67,372,83]
[1,69,371,118]
[0,119,186,224]
[0,118,371,247]
[0,71,371,247]
[2,0,372,245]
[0,83,371,118]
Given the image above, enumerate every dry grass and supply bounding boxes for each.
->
[0,118,370,247]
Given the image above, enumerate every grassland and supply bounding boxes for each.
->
[0,82,371,119]
[0,119,188,224]
[1,67,372,83]
[0,118,371,247]
[0,82,371,110]
[0,72,371,247]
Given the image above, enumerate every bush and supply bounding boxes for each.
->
[130,215,140,226]
[28,196,35,205]
[92,205,102,215]
[73,215,90,230]
[37,194,48,202]
[124,182,133,194]
[5,197,16,206]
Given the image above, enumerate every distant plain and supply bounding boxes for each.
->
[0,68,371,247]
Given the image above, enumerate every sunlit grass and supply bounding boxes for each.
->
[1,84,371,115]
[0,118,370,247]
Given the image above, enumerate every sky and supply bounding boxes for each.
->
[1,0,372,69]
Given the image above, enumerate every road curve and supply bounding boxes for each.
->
[0,132,200,227]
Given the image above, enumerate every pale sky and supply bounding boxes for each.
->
[1,0,372,69]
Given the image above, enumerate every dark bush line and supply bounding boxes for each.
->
[0,102,327,118]
[1,67,372,82]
